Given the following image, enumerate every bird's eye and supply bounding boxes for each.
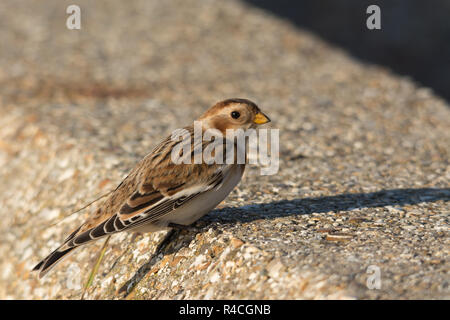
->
[231,111,240,119]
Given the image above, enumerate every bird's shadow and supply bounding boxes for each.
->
[205,187,450,224]
[115,187,448,298]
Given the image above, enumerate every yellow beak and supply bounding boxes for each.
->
[253,112,271,124]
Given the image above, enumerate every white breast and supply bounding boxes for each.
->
[160,164,244,226]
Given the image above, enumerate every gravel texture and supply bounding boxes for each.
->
[0,0,448,299]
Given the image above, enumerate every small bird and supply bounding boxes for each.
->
[33,98,270,278]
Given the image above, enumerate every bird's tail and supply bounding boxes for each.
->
[32,246,77,279]
[32,226,83,278]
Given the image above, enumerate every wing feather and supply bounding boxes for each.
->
[65,168,225,247]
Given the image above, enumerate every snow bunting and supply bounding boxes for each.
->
[33,98,270,278]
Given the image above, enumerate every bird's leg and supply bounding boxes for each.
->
[168,222,202,233]
[117,228,179,298]
[104,234,138,275]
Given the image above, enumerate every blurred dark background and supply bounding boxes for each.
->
[244,0,450,102]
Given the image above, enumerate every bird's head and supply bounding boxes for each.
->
[198,98,270,133]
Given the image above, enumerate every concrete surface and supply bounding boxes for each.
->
[0,0,448,299]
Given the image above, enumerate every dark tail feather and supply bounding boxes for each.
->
[32,246,76,279]
[33,226,83,278]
